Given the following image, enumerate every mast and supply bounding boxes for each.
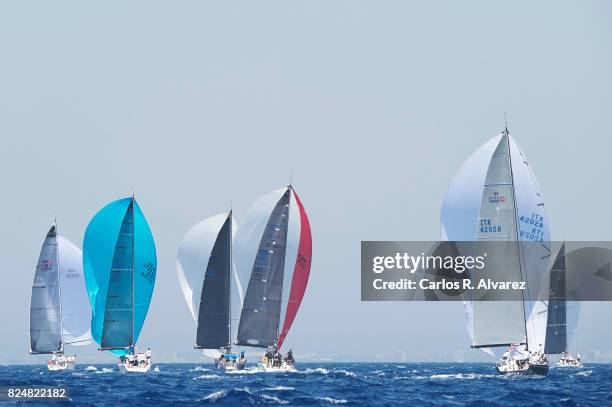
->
[131,198,135,353]
[228,210,232,351]
[505,128,530,351]
[55,219,64,355]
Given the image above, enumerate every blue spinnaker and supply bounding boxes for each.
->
[83,198,156,356]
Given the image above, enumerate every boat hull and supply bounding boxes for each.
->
[118,361,152,373]
[257,362,296,373]
[47,361,76,371]
[557,362,582,368]
[496,363,549,376]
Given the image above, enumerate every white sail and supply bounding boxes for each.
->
[441,132,551,356]
[57,235,92,345]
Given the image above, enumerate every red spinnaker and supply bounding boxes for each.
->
[277,188,312,349]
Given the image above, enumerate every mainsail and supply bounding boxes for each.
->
[30,226,92,354]
[235,186,312,349]
[544,243,567,354]
[30,226,62,354]
[83,197,157,356]
[441,130,551,354]
[177,211,242,354]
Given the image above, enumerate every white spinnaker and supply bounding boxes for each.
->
[440,133,551,356]
[57,235,92,345]
[441,136,501,242]
[176,212,241,323]
[440,135,501,357]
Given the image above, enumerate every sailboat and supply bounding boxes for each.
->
[29,224,93,370]
[177,211,246,370]
[545,243,582,367]
[235,185,312,372]
[441,126,551,375]
[83,197,157,373]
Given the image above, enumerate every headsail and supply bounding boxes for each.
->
[83,197,157,356]
[177,211,241,352]
[30,226,62,354]
[235,186,312,349]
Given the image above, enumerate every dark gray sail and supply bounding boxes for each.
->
[196,213,232,349]
[101,200,134,350]
[237,189,291,347]
[472,133,527,348]
[30,226,63,354]
[545,243,567,354]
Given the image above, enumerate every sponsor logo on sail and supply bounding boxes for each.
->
[489,192,506,204]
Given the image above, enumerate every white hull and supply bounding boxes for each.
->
[557,359,582,368]
[118,361,152,373]
[217,361,246,371]
[258,361,296,373]
[47,356,76,371]
[47,361,75,371]
[496,361,549,376]
[557,362,582,368]
[118,353,152,373]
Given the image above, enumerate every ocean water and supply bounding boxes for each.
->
[0,362,610,406]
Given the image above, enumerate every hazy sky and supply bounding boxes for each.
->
[1,1,611,363]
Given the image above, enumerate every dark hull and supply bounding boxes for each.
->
[496,363,549,376]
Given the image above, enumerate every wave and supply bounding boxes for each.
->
[226,367,261,374]
[95,368,114,374]
[202,389,227,401]
[575,370,592,377]
[190,366,209,372]
[193,374,222,380]
[301,368,356,377]
[262,386,294,392]
[85,365,98,371]
[153,367,161,373]
[316,396,348,404]
[260,394,289,404]
[414,373,497,380]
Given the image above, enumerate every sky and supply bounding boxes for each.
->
[1,1,611,363]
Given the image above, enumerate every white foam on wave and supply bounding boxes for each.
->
[316,396,348,404]
[85,365,98,371]
[575,370,592,377]
[262,386,294,392]
[202,389,227,401]
[302,368,356,377]
[260,394,289,404]
[190,366,210,372]
[227,367,261,374]
[193,374,222,380]
[153,367,160,373]
[95,368,114,374]
[415,373,495,380]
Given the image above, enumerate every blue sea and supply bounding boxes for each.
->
[0,363,609,406]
